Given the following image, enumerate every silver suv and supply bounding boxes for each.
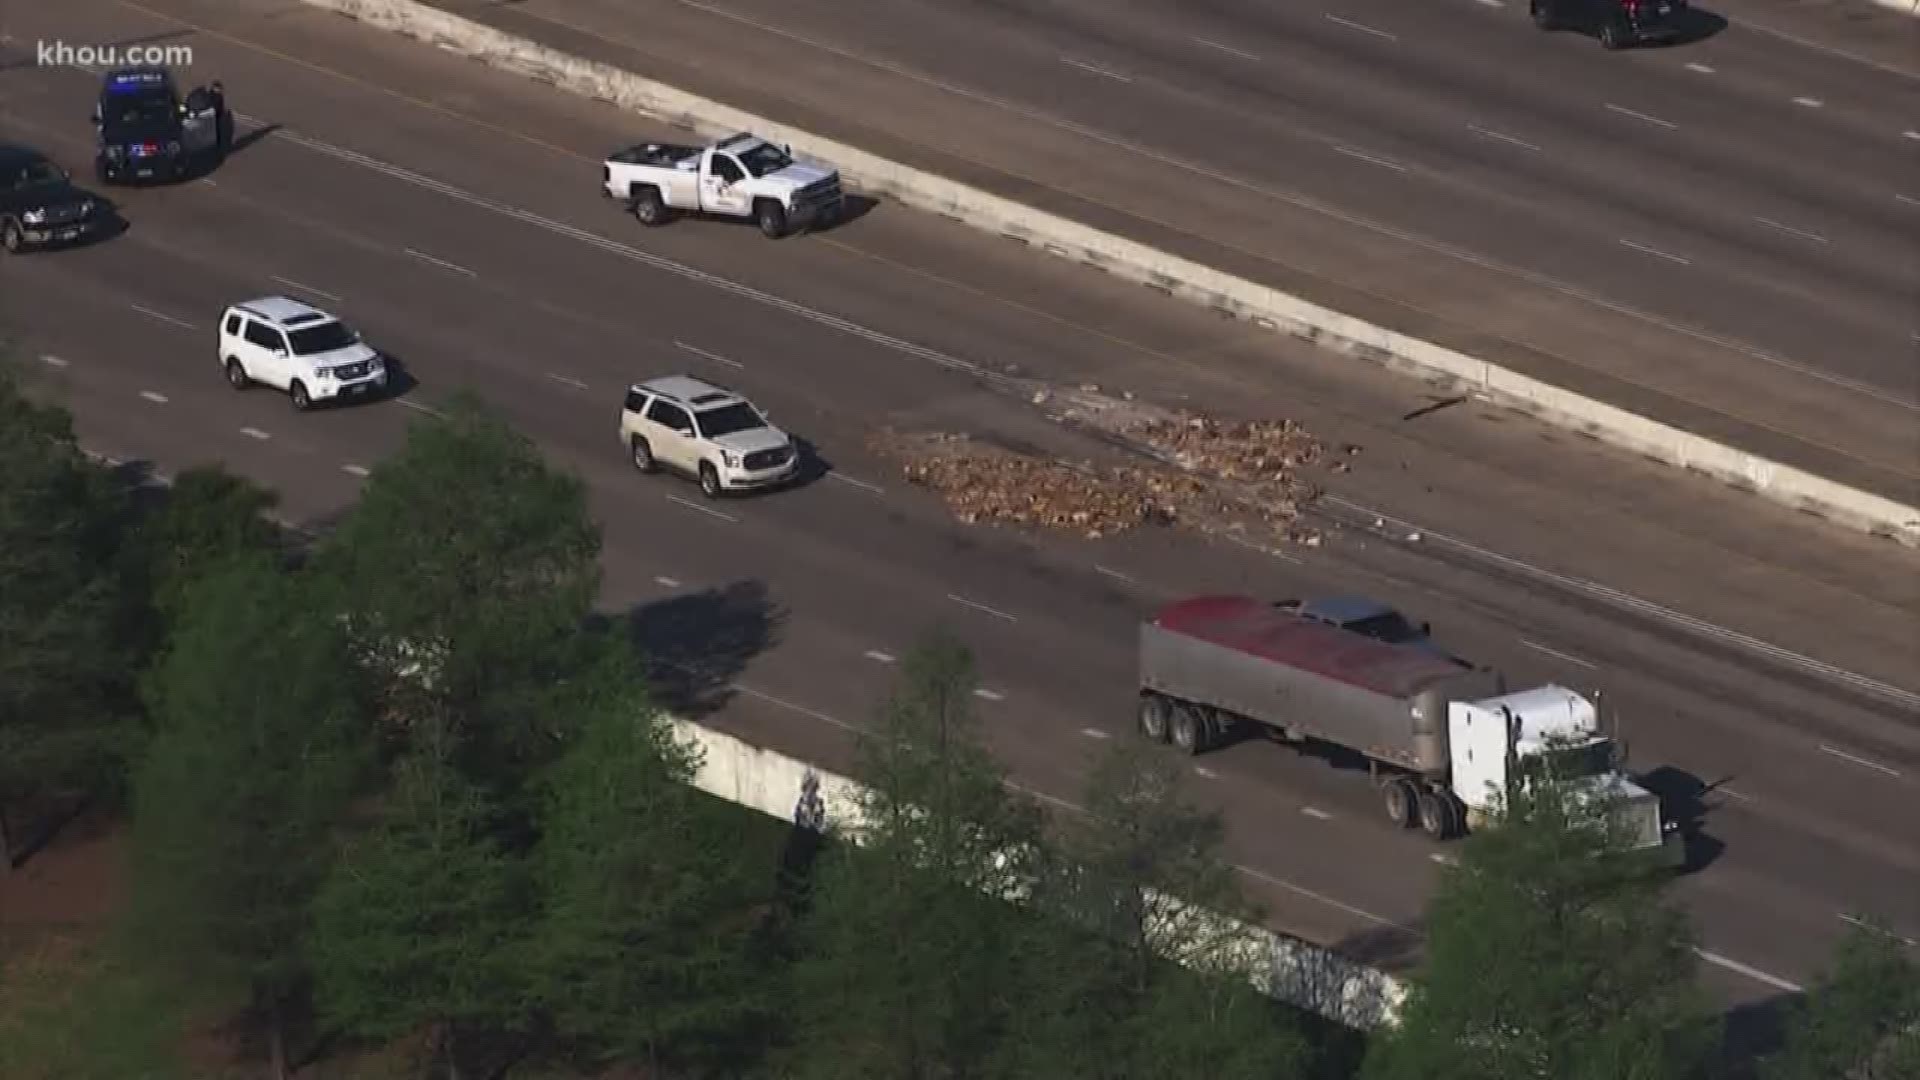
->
[619,375,797,497]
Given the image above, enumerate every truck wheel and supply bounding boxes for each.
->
[289,380,312,412]
[225,358,251,390]
[1599,20,1624,48]
[698,461,724,499]
[1384,779,1419,829]
[0,219,21,254]
[629,436,656,474]
[1170,706,1203,755]
[1138,694,1171,744]
[630,187,669,226]
[1417,789,1458,840]
[756,200,789,239]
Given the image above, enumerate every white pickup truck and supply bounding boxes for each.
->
[600,132,844,239]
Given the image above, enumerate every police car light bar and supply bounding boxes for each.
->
[106,72,167,91]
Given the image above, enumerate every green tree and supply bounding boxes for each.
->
[130,558,373,1078]
[308,728,528,1080]
[527,634,772,1075]
[783,630,1045,1078]
[1363,771,1717,1080]
[1764,919,1920,1080]
[0,366,140,868]
[135,465,282,622]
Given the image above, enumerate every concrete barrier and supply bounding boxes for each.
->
[1866,0,1919,15]
[670,715,1409,1030]
[293,0,1920,547]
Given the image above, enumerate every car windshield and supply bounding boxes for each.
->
[287,321,357,355]
[737,143,793,178]
[696,402,767,438]
[1520,740,1618,782]
[1343,611,1421,642]
[103,92,175,127]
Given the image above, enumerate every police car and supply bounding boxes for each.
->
[92,67,224,183]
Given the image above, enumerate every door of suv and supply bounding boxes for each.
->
[643,398,700,471]
[240,318,292,388]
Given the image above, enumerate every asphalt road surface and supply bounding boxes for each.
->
[325,0,1920,510]
[2,0,1917,1018]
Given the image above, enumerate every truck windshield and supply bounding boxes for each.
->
[737,143,793,178]
[1521,740,1617,781]
[696,403,767,438]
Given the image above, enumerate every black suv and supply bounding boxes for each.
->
[1531,0,1686,48]
[92,66,226,183]
[0,145,105,253]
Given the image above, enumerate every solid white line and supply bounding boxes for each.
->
[1080,727,1111,740]
[239,427,271,440]
[398,399,443,418]
[1819,744,1901,778]
[653,575,681,588]
[272,275,341,302]
[40,354,67,368]
[1695,949,1802,993]
[1060,56,1131,82]
[1325,13,1398,40]
[1224,532,1303,563]
[1471,0,1503,7]
[1792,96,1822,108]
[1195,766,1221,780]
[863,649,896,663]
[1011,781,1087,814]
[1619,238,1691,265]
[1233,863,1408,929]
[404,248,475,276]
[974,688,1006,702]
[1684,62,1714,74]
[130,304,194,330]
[1333,144,1408,172]
[1094,564,1135,583]
[1605,102,1677,129]
[138,390,169,404]
[1838,913,1918,946]
[1191,37,1260,61]
[1895,193,1919,206]
[1904,131,1920,141]
[948,593,1019,622]
[1755,217,1828,244]
[673,340,745,368]
[828,471,884,494]
[1429,852,1457,866]
[1521,639,1598,669]
[544,372,589,390]
[1301,806,1334,820]
[732,683,856,732]
[1716,786,1754,803]
[666,494,738,522]
[1468,123,1540,151]
[342,464,370,477]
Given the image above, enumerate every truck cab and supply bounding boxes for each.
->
[601,132,844,238]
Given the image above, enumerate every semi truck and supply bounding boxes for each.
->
[599,131,844,239]
[1138,595,1679,857]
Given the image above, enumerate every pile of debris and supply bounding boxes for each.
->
[1127,413,1325,486]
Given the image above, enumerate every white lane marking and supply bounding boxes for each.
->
[1695,949,1803,993]
[239,427,271,441]
[732,683,856,732]
[404,247,476,276]
[1904,131,1920,141]
[40,354,68,368]
[1837,913,1919,946]
[1094,564,1135,583]
[1325,13,1398,40]
[666,493,738,522]
[1060,56,1131,82]
[1429,852,1457,866]
[1080,727,1111,740]
[653,575,682,588]
[948,593,1019,622]
[974,688,1006,702]
[1521,639,1598,669]
[1684,61,1715,74]
[1195,766,1221,780]
[1301,806,1334,820]
[398,398,443,419]
[544,371,589,390]
[863,649,896,663]
[1011,781,1088,814]
[1234,862,1410,929]
[1755,217,1828,244]
[1224,532,1303,564]
[342,464,370,477]
[130,304,194,330]
[828,471,884,494]
[1191,37,1260,61]
[1895,193,1919,206]
[1472,0,1503,7]
[673,340,745,369]
[272,275,341,302]
[1819,744,1901,778]
[138,390,169,404]
[1467,123,1540,151]
[1325,498,1920,713]
[1792,96,1822,108]
[1605,102,1678,129]
[1333,144,1408,172]
[1619,238,1691,265]
[1715,786,1754,803]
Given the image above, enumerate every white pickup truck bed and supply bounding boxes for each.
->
[606,142,702,170]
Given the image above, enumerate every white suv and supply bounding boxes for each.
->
[619,376,798,497]
[218,296,386,410]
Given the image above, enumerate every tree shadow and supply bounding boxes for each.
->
[620,579,784,717]
[1637,765,1726,873]
[1720,991,1800,1077]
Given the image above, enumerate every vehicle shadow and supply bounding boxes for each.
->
[1663,6,1729,46]
[819,193,879,232]
[1638,765,1727,873]
[785,436,834,491]
[369,350,421,403]
[227,121,280,156]
[619,578,785,717]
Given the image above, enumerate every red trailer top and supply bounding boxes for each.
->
[1153,595,1468,698]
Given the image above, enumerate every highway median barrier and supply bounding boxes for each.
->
[301,0,1920,548]
[669,714,1409,1031]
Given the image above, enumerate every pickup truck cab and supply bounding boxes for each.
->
[600,132,843,239]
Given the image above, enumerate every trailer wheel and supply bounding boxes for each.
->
[1417,789,1458,840]
[1137,694,1171,744]
[629,186,669,226]
[1170,706,1206,755]
[1384,778,1419,829]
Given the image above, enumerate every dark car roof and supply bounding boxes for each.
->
[0,143,50,168]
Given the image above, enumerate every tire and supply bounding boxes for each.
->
[1417,789,1456,840]
[0,219,21,254]
[756,200,789,239]
[1138,693,1171,744]
[1384,778,1419,829]
[629,435,656,474]
[1600,21,1624,48]
[630,186,668,226]
[224,358,250,390]
[1170,705,1202,756]
[289,380,312,412]
[698,461,723,499]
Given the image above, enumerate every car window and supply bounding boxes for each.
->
[710,155,745,183]
[223,313,241,336]
[623,389,646,413]
[6,157,61,190]
[737,143,793,178]
[694,402,766,439]
[242,321,286,352]
[101,91,174,127]
[645,399,692,432]
[287,321,356,355]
